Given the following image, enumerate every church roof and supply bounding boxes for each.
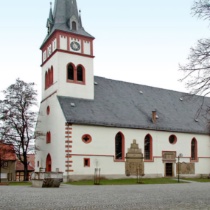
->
[42,0,94,47]
[58,76,210,134]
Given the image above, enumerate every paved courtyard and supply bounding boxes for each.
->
[0,182,210,210]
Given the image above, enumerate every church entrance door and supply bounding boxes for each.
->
[165,163,173,177]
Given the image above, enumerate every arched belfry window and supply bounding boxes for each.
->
[77,65,83,82]
[144,134,153,161]
[45,72,47,89]
[50,66,54,85]
[45,66,54,90]
[67,63,74,80]
[67,63,86,84]
[115,132,125,160]
[46,154,52,172]
[191,138,198,161]
[72,21,77,30]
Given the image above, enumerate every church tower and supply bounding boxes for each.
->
[35,0,95,181]
[41,0,95,100]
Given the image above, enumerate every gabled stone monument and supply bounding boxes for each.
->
[125,139,144,176]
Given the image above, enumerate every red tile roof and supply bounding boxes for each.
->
[0,143,16,161]
[16,160,34,171]
[27,154,35,168]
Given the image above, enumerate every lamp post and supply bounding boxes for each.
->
[177,153,183,183]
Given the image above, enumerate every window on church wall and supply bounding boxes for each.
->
[84,158,90,167]
[46,106,50,115]
[45,72,47,89]
[191,138,197,161]
[82,134,92,144]
[46,132,51,144]
[77,65,83,82]
[72,21,77,30]
[169,135,177,144]
[144,134,152,161]
[45,67,54,90]
[50,66,53,86]
[115,132,124,160]
[67,63,85,84]
[46,154,52,172]
[67,64,74,80]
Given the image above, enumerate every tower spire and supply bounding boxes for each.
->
[46,2,54,34]
[42,0,94,47]
[78,10,84,29]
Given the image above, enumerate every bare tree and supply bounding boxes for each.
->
[179,0,210,96]
[0,79,38,181]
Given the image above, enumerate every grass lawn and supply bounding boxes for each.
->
[8,181,32,186]
[67,178,184,185]
[182,178,210,182]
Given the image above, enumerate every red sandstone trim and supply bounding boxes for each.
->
[71,154,114,157]
[41,91,57,103]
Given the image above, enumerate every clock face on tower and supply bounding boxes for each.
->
[70,41,80,51]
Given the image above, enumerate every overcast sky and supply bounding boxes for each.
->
[0,0,209,102]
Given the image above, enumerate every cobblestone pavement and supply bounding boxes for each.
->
[0,182,210,210]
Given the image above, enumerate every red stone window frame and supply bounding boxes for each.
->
[115,132,125,162]
[46,106,50,115]
[46,132,51,144]
[169,135,177,144]
[46,153,52,172]
[66,63,86,85]
[191,138,198,162]
[82,134,92,144]
[144,134,153,162]
[45,66,54,90]
[84,158,90,167]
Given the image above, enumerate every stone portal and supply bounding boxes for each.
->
[125,140,144,176]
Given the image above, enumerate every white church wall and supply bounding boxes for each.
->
[60,36,67,50]
[83,41,91,55]
[68,124,210,179]
[35,94,66,173]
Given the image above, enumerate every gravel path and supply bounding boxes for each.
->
[0,182,210,210]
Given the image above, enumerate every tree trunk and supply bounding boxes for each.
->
[23,152,28,181]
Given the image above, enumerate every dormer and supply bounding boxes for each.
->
[69,16,79,31]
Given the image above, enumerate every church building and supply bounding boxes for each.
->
[35,0,210,182]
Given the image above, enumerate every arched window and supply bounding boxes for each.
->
[46,154,52,172]
[46,106,50,115]
[191,138,197,161]
[77,65,83,82]
[45,72,47,89]
[47,69,50,88]
[46,132,51,144]
[50,66,53,86]
[45,67,54,90]
[144,134,153,161]
[67,63,74,80]
[115,132,125,160]
[72,21,77,30]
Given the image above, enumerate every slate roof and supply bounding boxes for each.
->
[58,76,210,134]
[42,0,94,47]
